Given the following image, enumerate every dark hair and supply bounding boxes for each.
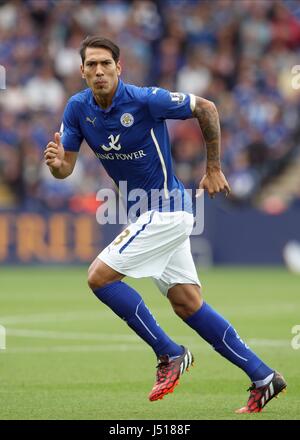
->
[80,36,120,64]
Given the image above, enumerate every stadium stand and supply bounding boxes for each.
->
[0,0,300,213]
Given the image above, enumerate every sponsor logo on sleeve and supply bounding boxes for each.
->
[170,92,186,104]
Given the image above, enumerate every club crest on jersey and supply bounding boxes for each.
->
[120,113,134,127]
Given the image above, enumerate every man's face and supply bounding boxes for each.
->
[81,47,121,98]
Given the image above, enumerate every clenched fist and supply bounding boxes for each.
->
[198,168,231,198]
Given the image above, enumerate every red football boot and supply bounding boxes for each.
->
[236,371,287,414]
[149,346,194,402]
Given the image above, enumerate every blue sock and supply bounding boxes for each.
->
[93,281,183,358]
[185,302,273,382]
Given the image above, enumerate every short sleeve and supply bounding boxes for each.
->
[147,87,196,121]
[60,99,84,152]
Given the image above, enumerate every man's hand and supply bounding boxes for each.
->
[198,168,231,198]
[44,132,65,171]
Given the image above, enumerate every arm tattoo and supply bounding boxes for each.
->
[193,96,221,169]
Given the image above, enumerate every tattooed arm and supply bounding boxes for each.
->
[193,96,231,198]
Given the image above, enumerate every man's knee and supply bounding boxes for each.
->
[88,266,105,290]
[87,259,124,290]
[168,284,203,320]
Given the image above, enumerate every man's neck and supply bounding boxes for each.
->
[94,94,112,109]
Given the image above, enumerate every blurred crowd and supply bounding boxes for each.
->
[1,0,300,212]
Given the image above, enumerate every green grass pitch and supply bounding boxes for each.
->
[0,266,299,420]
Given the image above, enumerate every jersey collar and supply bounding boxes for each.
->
[89,78,124,113]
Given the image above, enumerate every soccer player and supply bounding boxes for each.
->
[44,36,286,413]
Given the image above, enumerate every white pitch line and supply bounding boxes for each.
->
[3,329,291,348]
[0,309,171,325]
[0,311,110,325]
[3,344,146,354]
[2,340,291,355]
[6,329,138,342]
[247,339,290,347]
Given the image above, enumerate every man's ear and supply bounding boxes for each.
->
[80,64,85,79]
[116,61,122,76]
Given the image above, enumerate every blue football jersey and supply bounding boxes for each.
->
[60,79,196,215]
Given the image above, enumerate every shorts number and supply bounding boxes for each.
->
[113,228,130,246]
